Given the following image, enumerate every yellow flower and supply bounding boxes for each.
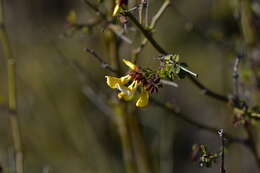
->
[105,75,131,88]
[113,4,120,16]
[118,80,139,101]
[122,59,138,71]
[136,88,149,107]
[105,59,150,107]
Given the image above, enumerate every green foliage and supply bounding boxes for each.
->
[192,144,219,168]
[158,54,192,80]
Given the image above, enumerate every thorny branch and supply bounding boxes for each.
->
[151,99,247,145]
[82,0,260,170]
[124,8,229,103]
[83,47,247,145]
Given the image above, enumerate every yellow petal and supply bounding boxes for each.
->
[118,92,126,99]
[122,59,138,71]
[113,4,120,16]
[120,74,131,84]
[105,76,121,89]
[118,91,134,101]
[116,84,131,96]
[136,89,149,107]
[118,81,138,101]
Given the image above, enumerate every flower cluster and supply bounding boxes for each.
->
[105,59,161,107]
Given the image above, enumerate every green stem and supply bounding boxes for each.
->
[127,108,152,173]
[0,1,23,173]
[239,1,260,170]
[114,103,136,173]
[240,0,256,46]
[105,2,135,173]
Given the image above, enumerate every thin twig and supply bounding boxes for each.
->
[218,129,226,173]
[160,79,178,88]
[108,24,133,44]
[151,98,247,145]
[125,11,167,55]
[144,0,149,27]
[132,0,170,63]
[138,1,143,24]
[82,0,132,44]
[82,0,107,19]
[233,55,241,100]
[84,48,119,74]
[149,0,170,30]
[188,76,229,102]
[0,1,24,173]
[54,45,116,121]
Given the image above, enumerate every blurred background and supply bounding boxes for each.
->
[0,0,259,172]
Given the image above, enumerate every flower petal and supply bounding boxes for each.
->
[105,76,121,89]
[120,74,131,84]
[113,4,120,16]
[118,81,138,101]
[122,59,138,71]
[116,83,131,96]
[136,89,149,107]
[118,92,126,99]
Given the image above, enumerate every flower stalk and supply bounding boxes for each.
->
[0,0,23,173]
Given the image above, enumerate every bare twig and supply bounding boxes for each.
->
[82,87,115,119]
[233,55,242,100]
[151,98,247,145]
[149,0,170,30]
[144,0,149,27]
[54,45,116,121]
[187,76,229,102]
[218,129,226,173]
[132,0,171,63]
[84,48,119,74]
[160,79,178,88]
[126,11,167,55]
[108,24,133,44]
[82,0,132,44]
[0,1,24,173]
[138,1,143,24]
[82,0,107,19]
